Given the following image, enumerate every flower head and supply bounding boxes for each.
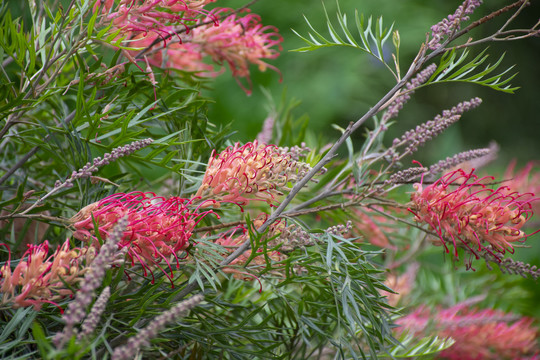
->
[195,140,310,207]
[396,303,539,360]
[72,192,212,278]
[380,263,418,307]
[131,9,282,93]
[504,160,540,214]
[192,9,282,93]
[410,168,536,257]
[99,0,217,42]
[0,240,90,310]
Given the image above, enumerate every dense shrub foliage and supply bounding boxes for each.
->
[0,0,538,359]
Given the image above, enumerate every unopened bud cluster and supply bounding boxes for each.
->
[392,98,482,158]
[428,148,491,175]
[112,294,204,360]
[278,143,311,162]
[55,139,153,188]
[428,0,483,49]
[385,167,428,185]
[268,224,319,253]
[480,245,540,280]
[78,286,111,341]
[383,64,437,121]
[326,221,353,237]
[54,217,126,348]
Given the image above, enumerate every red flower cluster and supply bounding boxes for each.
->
[97,1,282,93]
[72,192,212,278]
[504,160,540,214]
[96,0,217,41]
[410,169,536,257]
[0,241,91,310]
[396,303,539,360]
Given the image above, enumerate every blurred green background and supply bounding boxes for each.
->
[204,0,540,167]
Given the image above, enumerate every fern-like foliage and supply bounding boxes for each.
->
[385,332,455,358]
[292,2,398,78]
[426,49,518,93]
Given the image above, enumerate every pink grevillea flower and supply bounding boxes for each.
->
[194,141,310,207]
[71,191,212,280]
[131,9,283,94]
[350,207,397,249]
[0,240,92,310]
[409,168,537,257]
[133,35,214,73]
[504,160,540,215]
[379,263,418,307]
[97,0,217,43]
[191,9,282,93]
[396,303,539,360]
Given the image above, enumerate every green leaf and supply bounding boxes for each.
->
[86,7,99,38]
[0,308,36,344]
[383,332,455,358]
[427,48,518,93]
[291,1,398,77]
[32,322,53,359]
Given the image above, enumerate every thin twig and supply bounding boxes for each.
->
[0,213,70,225]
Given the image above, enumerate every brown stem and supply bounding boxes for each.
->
[0,213,70,225]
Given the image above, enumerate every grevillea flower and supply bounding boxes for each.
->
[190,9,282,93]
[379,263,418,307]
[504,160,540,215]
[396,303,539,360]
[97,0,217,42]
[71,191,212,279]
[349,206,401,249]
[0,240,92,310]
[409,168,537,257]
[195,140,311,207]
[130,9,283,94]
[428,0,483,50]
[137,37,214,73]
